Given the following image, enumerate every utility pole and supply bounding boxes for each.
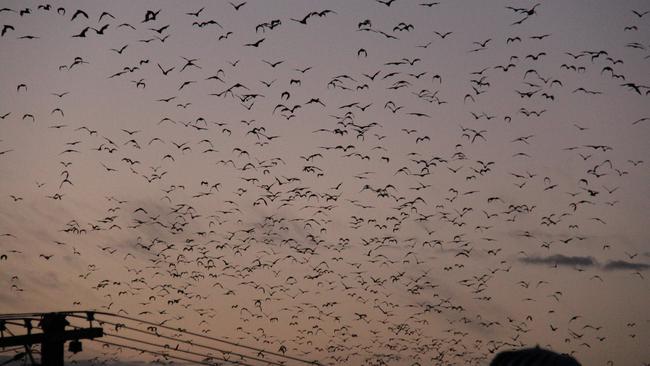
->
[0,313,103,366]
[40,313,68,366]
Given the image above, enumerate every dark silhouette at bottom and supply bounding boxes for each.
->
[490,346,581,366]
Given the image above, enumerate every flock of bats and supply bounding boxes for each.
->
[1,1,649,365]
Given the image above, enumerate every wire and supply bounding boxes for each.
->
[102,333,258,366]
[65,322,258,366]
[73,316,288,366]
[1,311,298,363]
[0,347,23,355]
[0,311,322,365]
[2,320,37,329]
[94,311,320,365]
[89,338,255,366]
[0,352,25,366]
[0,313,45,320]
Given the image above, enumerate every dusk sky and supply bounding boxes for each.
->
[0,1,649,365]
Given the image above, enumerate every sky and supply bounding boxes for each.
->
[0,1,649,365]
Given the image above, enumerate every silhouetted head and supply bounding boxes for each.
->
[490,346,581,366]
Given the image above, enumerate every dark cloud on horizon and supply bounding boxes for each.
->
[519,254,596,267]
[520,255,650,271]
[602,260,650,271]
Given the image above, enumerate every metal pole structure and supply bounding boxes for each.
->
[39,313,69,366]
[0,312,102,366]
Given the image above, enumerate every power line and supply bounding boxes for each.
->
[89,338,251,366]
[0,313,47,319]
[73,316,288,366]
[0,347,24,355]
[66,322,258,366]
[0,311,322,366]
[94,311,320,365]
[0,351,25,366]
[0,326,39,365]
[0,313,97,366]
[2,311,317,365]
[102,333,256,366]
[18,317,240,365]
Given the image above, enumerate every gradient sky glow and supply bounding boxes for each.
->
[1,1,649,365]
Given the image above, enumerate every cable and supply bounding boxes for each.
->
[0,322,40,365]
[89,338,255,366]
[0,347,23,355]
[73,316,288,366]
[102,333,257,366]
[0,352,25,366]
[94,311,320,365]
[0,311,322,365]
[0,313,45,319]
[66,322,258,366]
[2,320,37,329]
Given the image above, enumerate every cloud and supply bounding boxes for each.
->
[602,260,650,271]
[520,254,596,267]
[520,255,650,272]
